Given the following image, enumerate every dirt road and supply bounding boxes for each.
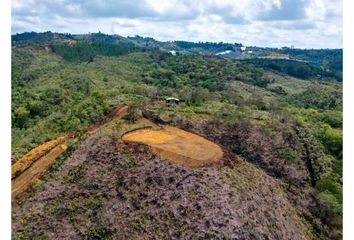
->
[12,105,128,201]
[12,143,67,200]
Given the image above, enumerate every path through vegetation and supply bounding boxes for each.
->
[11,105,129,201]
[12,143,68,200]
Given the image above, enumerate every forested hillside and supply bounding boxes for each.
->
[12,32,342,239]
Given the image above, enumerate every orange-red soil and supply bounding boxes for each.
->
[122,126,223,168]
[12,136,66,179]
[12,143,68,200]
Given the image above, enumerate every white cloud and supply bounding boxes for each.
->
[11,0,342,48]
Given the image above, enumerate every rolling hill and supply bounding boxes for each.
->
[11,32,342,240]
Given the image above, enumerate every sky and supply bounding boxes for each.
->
[12,0,342,48]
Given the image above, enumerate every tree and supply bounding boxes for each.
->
[14,107,30,128]
[28,100,46,117]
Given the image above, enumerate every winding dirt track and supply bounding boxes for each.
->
[12,143,68,200]
[11,105,128,201]
[122,126,223,168]
[12,137,66,179]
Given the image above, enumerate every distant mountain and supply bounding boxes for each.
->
[12,31,342,80]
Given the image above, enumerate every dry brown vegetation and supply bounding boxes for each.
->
[12,117,313,240]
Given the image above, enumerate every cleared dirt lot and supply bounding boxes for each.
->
[122,125,223,168]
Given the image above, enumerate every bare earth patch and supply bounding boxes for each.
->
[122,125,223,168]
[12,143,68,201]
[11,136,66,179]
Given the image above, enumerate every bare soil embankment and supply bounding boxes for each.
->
[12,143,68,200]
[11,136,66,179]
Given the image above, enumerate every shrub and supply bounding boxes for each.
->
[279,147,299,164]
[84,225,113,240]
[33,235,49,240]
[123,101,145,123]
[316,174,342,202]
[28,100,46,117]
[269,86,287,95]
[319,110,342,128]
[315,124,342,158]
[317,190,342,227]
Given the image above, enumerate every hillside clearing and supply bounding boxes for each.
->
[122,125,223,168]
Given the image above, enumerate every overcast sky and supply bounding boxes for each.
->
[12,0,342,48]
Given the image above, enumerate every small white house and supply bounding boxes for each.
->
[215,50,231,55]
[168,50,177,56]
[165,97,180,104]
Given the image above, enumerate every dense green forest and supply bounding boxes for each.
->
[243,58,341,80]
[50,41,141,62]
[11,32,342,239]
[277,48,343,78]
[175,40,241,51]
